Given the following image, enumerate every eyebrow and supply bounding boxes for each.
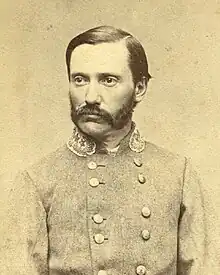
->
[71,72,89,79]
[99,73,121,79]
[71,72,122,79]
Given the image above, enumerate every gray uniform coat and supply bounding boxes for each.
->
[0,125,206,275]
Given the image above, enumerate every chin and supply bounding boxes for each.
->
[78,121,111,138]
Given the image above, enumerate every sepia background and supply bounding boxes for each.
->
[1,0,220,272]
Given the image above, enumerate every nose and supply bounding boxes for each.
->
[85,81,101,105]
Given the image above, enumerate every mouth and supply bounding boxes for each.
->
[80,113,105,122]
[86,114,102,118]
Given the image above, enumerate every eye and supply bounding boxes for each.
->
[72,76,88,86]
[100,76,118,87]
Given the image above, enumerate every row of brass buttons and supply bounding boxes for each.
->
[93,231,150,244]
[92,205,151,225]
[97,265,147,275]
[89,175,146,187]
[88,157,143,169]
[88,159,149,274]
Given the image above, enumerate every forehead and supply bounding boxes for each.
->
[70,41,130,74]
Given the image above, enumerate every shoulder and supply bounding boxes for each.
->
[24,144,80,209]
[26,143,80,181]
[143,141,186,175]
[28,144,76,174]
[142,141,201,195]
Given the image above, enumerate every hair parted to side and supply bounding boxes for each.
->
[66,25,151,85]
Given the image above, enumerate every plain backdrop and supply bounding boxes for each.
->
[1,0,220,272]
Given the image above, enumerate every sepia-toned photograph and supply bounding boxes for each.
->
[0,1,220,274]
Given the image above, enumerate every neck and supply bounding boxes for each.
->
[79,120,132,150]
[98,120,133,150]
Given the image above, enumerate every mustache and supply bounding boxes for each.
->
[76,103,112,121]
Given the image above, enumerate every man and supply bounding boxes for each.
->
[1,26,206,274]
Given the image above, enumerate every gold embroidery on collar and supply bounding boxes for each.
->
[67,127,96,157]
[129,127,146,153]
[67,125,146,157]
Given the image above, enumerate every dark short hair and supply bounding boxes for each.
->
[66,26,151,85]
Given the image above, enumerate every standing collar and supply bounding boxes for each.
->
[66,122,146,157]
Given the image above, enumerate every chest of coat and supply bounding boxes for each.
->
[47,154,182,274]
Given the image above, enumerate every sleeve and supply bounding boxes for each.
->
[0,170,49,275]
[177,158,207,275]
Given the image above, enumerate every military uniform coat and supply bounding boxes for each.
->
[0,124,206,275]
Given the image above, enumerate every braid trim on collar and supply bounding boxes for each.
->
[67,124,146,157]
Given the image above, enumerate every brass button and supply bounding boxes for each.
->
[93,214,104,224]
[133,158,143,167]
[141,229,151,240]
[138,173,146,184]
[87,161,97,170]
[141,206,151,218]
[98,270,107,275]
[94,233,105,244]
[136,265,146,275]
[89,178,99,187]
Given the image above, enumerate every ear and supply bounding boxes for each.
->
[134,77,147,103]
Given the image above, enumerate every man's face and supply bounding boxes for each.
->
[69,41,136,138]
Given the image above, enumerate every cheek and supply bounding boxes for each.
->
[104,86,134,111]
[69,87,85,105]
[108,85,134,103]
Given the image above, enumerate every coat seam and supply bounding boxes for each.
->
[23,170,49,272]
[181,157,188,207]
